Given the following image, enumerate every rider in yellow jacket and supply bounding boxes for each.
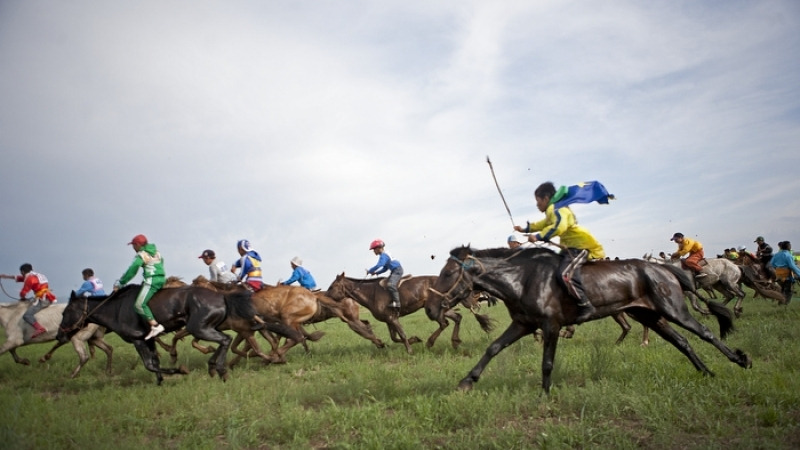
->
[515,182,606,323]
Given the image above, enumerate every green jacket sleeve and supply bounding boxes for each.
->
[119,254,144,285]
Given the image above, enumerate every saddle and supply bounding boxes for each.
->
[378,274,412,289]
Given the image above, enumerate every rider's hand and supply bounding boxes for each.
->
[513,225,523,232]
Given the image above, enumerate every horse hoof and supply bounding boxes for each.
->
[179,365,190,375]
[20,359,31,366]
[457,380,474,391]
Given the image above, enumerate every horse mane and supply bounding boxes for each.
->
[344,276,382,283]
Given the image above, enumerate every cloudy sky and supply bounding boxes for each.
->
[1,1,798,300]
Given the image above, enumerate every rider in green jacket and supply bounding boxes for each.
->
[116,234,166,340]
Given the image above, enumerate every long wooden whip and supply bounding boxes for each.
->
[486,156,516,228]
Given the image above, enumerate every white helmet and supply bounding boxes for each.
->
[291,256,303,266]
[738,246,746,252]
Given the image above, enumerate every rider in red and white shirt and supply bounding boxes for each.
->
[0,263,57,339]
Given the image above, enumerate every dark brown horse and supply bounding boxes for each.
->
[326,274,494,354]
[57,284,276,385]
[429,246,752,394]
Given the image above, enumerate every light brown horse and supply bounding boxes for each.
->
[191,276,387,365]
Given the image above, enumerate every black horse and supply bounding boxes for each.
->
[428,246,752,394]
[57,284,284,385]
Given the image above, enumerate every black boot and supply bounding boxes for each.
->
[575,299,595,324]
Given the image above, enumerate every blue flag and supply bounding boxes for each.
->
[551,181,615,209]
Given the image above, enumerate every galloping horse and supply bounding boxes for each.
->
[57,284,267,385]
[0,301,113,378]
[326,274,494,354]
[156,276,306,366]
[429,246,751,394]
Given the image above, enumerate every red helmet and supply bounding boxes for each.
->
[369,239,385,250]
[128,234,148,246]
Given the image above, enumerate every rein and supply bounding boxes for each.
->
[428,255,485,305]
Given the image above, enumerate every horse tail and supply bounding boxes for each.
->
[706,300,734,338]
[472,312,496,333]
[223,289,261,322]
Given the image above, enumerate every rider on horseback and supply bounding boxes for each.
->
[233,239,264,291]
[514,182,605,324]
[366,239,403,311]
[0,263,57,339]
[115,234,166,340]
[670,233,707,278]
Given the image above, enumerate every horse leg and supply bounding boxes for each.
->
[8,348,31,366]
[540,321,563,395]
[344,317,385,348]
[612,313,631,345]
[133,340,167,385]
[633,309,751,373]
[458,320,532,392]
[425,315,448,349]
[448,310,464,349]
[385,317,419,354]
[241,333,274,364]
[186,326,232,381]
[722,280,747,318]
[39,341,66,363]
[88,334,114,376]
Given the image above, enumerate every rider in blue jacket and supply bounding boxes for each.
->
[366,239,403,310]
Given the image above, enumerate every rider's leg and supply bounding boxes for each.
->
[387,267,403,309]
[686,251,706,277]
[560,249,595,323]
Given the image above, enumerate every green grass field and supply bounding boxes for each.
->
[1,290,799,449]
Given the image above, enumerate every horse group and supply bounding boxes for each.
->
[51,272,497,385]
[6,247,756,393]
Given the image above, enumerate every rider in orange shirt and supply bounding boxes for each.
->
[670,233,707,278]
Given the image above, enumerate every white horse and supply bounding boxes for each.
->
[644,253,747,316]
[0,301,114,378]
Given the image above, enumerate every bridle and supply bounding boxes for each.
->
[58,291,118,335]
[428,255,485,308]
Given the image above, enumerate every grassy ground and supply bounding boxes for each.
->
[0,290,798,449]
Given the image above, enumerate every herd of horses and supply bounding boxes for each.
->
[3,246,784,393]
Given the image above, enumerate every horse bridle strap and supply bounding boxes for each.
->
[59,291,119,334]
[428,255,485,303]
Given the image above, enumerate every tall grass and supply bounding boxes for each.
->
[1,290,798,449]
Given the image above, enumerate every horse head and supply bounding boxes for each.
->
[57,291,90,343]
[427,246,481,319]
[325,272,349,301]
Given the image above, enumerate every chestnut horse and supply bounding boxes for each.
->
[429,246,751,394]
[190,277,384,364]
[326,274,495,354]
